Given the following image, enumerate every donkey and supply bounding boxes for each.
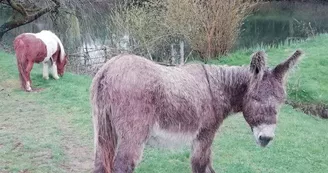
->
[90,50,302,173]
[13,30,68,92]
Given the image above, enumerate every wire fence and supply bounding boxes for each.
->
[66,41,188,76]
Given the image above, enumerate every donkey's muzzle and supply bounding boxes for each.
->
[259,135,273,147]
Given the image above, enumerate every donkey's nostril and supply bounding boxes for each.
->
[259,135,272,142]
[259,135,273,146]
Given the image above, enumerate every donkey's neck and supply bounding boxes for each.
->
[205,65,251,117]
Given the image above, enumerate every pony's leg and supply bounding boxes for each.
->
[25,61,34,91]
[51,63,60,80]
[42,61,50,80]
[191,128,216,173]
[17,58,28,90]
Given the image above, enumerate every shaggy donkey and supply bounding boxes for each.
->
[91,50,302,173]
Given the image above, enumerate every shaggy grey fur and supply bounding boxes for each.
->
[91,50,302,173]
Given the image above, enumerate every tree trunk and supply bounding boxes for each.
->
[0,0,60,41]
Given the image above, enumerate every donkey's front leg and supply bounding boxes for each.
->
[43,61,50,80]
[191,128,216,173]
[51,63,60,80]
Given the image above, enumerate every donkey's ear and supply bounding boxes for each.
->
[250,51,267,79]
[272,50,302,81]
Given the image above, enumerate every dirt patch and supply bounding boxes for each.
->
[0,82,93,172]
[18,169,29,173]
[11,142,23,151]
[0,79,20,91]
[287,100,328,119]
[31,87,45,93]
[56,116,93,172]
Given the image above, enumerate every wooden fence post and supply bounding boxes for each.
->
[84,44,89,66]
[170,44,176,65]
[104,47,108,63]
[179,41,184,65]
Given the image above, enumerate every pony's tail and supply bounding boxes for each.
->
[91,69,117,173]
[13,38,27,89]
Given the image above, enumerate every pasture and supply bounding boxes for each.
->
[1,35,328,173]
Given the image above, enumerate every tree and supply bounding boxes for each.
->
[0,0,61,41]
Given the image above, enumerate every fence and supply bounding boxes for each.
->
[67,41,188,75]
[67,46,126,75]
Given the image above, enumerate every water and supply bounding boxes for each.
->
[1,1,328,56]
[236,1,328,49]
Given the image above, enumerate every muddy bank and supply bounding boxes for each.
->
[286,100,328,119]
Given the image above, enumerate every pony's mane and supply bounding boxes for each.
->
[39,30,65,62]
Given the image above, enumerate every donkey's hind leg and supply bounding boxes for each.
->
[113,114,151,173]
[191,128,216,173]
[114,141,146,173]
[94,147,106,173]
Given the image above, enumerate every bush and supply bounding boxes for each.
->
[164,0,259,59]
[109,0,259,61]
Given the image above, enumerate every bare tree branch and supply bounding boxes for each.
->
[0,0,61,41]
[7,0,28,16]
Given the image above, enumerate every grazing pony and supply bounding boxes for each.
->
[91,50,302,173]
[13,30,68,91]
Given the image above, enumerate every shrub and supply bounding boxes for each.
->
[109,0,260,61]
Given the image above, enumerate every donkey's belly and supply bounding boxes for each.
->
[147,123,198,149]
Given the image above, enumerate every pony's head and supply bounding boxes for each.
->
[242,50,302,147]
[57,54,68,76]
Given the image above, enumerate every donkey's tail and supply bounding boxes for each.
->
[90,68,117,173]
[13,38,27,89]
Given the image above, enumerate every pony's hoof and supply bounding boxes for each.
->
[43,76,49,80]
[26,88,32,92]
[53,76,60,80]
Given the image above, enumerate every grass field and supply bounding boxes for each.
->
[0,35,327,173]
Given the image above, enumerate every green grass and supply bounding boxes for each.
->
[0,35,328,173]
[0,53,93,172]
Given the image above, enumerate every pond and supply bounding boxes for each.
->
[236,1,328,49]
[1,1,328,54]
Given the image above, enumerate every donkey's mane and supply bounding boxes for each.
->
[203,64,250,88]
[197,64,251,116]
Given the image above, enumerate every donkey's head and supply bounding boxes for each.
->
[57,54,68,77]
[242,50,302,147]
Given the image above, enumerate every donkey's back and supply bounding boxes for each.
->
[91,54,209,133]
